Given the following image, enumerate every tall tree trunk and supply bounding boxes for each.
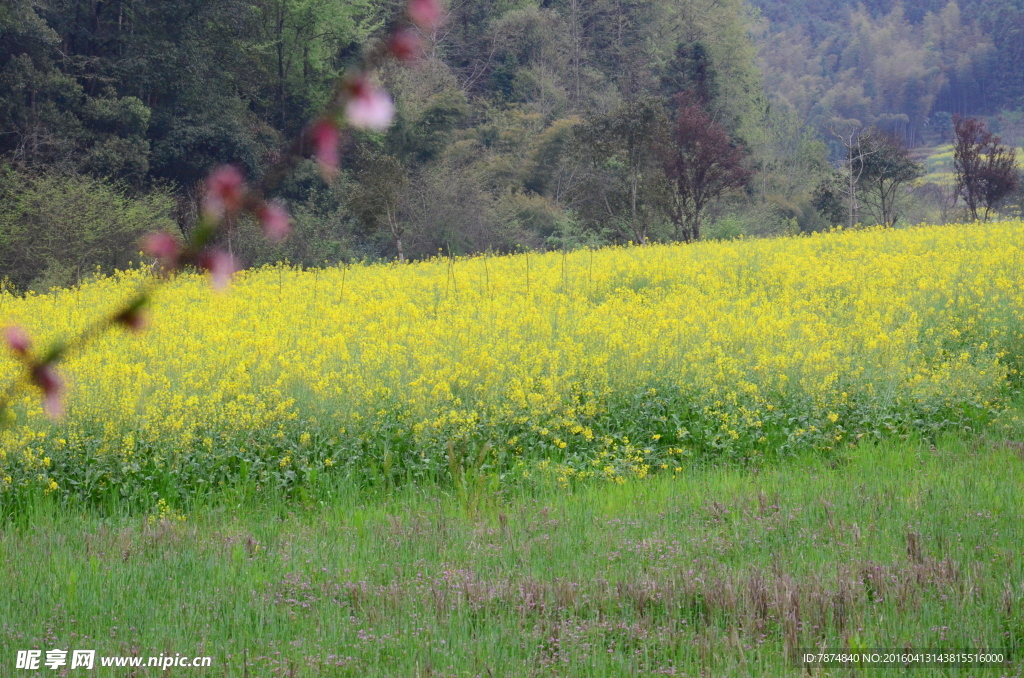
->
[277,8,287,129]
[389,210,404,263]
[568,0,582,109]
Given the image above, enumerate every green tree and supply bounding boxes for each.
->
[571,97,671,245]
[854,130,923,227]
[0,164,174,290]
[348,152,409,261]
[254,0,379,131]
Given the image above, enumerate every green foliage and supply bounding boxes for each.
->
[3,0,1017,262]
[150,94,273,188]
[661,42,718,108]
[702,216,747,241]
[756,0,1010,145]
[0,165,174,291]
[571,97,672,244]
[388,88,469,166]
[811,173,848,228]
[494,190,588,250]
[253,0,381,131]
[521,115,580,198]
[347,151,409,259]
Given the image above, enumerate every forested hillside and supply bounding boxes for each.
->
[753,0,1024,144]
[1,0,1021,289]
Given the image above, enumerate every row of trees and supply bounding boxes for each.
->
[812,116,1019,229]
[561,94,751,246]
[1,0,774,287]
[348,93,752,259]
[0,0,1021,292]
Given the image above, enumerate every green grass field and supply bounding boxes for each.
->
[2,416,1022,676]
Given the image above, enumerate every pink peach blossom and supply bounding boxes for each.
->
[203,165,246,220]
[258,202,292,242]
[311,120,341,174]
[199,249,241,290]
[31,364,64,420]
[388,29,423,62]
[142,231,181,269]
[4,325,30,356]
[408,0,442,30]
[345,81,395,131]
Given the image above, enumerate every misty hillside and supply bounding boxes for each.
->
[753,0,1024,144]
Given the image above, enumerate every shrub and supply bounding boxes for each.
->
[0,164,175,291]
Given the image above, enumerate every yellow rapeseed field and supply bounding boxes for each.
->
[2,220,1024,504]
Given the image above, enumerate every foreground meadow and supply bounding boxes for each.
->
[1,432,1022,676]
[3,220,1024,511]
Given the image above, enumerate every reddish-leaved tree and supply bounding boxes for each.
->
[954,116,1020,222]
[663,94,751,242]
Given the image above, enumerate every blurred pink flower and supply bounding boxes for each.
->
[4,325,30,356]
[388,29,423,62]
[199,249,241,290]
[203,165,246,220]
[345,80,394,131]
[311,120,341,174]
[258,202,292,242]
[408,0,442,30]
[142,231,181,269]
[31,364,64,420]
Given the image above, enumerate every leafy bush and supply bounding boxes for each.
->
[0,164,174,291]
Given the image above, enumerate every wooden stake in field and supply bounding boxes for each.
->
[483,252,492,300]
[448,245,458,297]
[525,249,530,294]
